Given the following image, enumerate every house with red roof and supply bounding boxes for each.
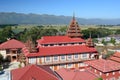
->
[22,15,98,71]
[57,51,120,80]
[11,64,61,80]
[0,39,25,62]
[85,57,120,80]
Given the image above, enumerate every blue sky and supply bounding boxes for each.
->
[0,0,120,18]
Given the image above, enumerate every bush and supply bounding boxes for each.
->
[95,78,103,80]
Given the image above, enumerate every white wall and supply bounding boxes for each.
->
[0,50,6,58]
[79,62,86,67]
[59,64,66,68]
[41,57,45,63]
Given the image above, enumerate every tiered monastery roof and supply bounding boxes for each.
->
[66,15,82,38]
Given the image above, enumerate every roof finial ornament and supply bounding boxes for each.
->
[73,12,75,21]
[89,31,91,38]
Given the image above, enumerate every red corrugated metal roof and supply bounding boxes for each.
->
[37,36,85,44]
[11,65,59,80]
[0,39,25,49]
[56,68,98,80]
[85,59,120,72]
[26,45,97,57]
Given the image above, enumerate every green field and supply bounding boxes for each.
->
[11,25,120,33]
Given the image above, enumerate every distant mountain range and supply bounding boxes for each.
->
[0,12,120,25]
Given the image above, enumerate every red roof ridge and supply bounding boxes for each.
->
[18,65,33,80]
[12,65,32,80]
[35,65,58,79]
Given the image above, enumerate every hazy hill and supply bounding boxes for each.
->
[0,12,120,25]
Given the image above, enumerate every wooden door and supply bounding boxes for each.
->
[39,58,42,64]
[75,63,78,68]
[54,65,58,70]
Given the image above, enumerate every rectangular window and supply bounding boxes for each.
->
[82,54,87,59]
[54,56,58,61]
[61,55,65,60]
[29,58,36,64]
[67,55,72,59]
[6,49,10,54]
[67,64,72,68]
[74,54,78,59]
[68,64,72,67]
[46,57,50,61]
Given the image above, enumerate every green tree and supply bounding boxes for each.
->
[115,29,120,34]
[0,54,3,65]
[0,26,15,42]
[82,27,112,39]
[102,39,107,45]
[110,37,116,45]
